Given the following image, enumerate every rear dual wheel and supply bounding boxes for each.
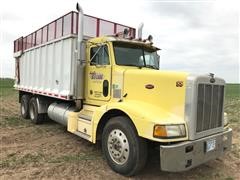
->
[29,97,45,124]
[20,95,30,119]
[20,95,44,124]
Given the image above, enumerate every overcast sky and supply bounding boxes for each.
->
[0,0,239,83]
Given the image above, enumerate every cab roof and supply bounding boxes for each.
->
[88,36,161,51]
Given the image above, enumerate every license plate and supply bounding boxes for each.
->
[206,139,216,152]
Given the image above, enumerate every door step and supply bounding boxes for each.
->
[79,114,92,121]
[74,105,97,142]
[78,105,96,121]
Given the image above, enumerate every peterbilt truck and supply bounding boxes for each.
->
[13,4,232,176]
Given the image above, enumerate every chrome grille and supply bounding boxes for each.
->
[196,84,224,132]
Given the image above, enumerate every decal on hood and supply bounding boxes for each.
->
[176,81,183,87]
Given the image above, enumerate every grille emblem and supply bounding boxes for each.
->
[145,84,154,89]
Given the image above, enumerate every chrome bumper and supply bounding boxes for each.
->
[160,128,232,172]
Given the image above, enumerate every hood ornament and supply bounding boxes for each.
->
[209,73,215,83]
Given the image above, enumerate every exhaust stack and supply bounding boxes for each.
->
[76,3,83,44]
[76,3,84,63]
[73,2,85,101]
[137,23,144,40]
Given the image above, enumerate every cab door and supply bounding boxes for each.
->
[87,44,112,101]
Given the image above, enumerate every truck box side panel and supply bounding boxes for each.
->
[16,36,77,100]
[14,11,136,100]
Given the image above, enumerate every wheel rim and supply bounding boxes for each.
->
[29,102,35,120]
[107,129,130,165]
[21,103,25,115]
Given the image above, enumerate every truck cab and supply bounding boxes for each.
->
[85,36,159,104]
[68,35,232,175]
[13,3,232,176]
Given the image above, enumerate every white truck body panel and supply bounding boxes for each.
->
[15,36,77,100]
[14,11,135,100]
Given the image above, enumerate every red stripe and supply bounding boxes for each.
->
[71,12,73,34]
[17,88,68,100]
[114,23,117,34]
[76,12,79,34]
[84,14,135,30]
[60,95,67,99]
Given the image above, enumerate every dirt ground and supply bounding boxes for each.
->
[0,91,239,180]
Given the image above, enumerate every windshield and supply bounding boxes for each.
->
[113,42,159,69]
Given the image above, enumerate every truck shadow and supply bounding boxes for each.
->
[41,120,218,179]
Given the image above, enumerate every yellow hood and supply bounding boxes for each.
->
[123,69,189,119]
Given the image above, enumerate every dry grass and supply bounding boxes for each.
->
[0,79,239,179]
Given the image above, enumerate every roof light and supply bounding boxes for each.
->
[115,28,130,38]
[147,35,153,42]
[123,28,129,38]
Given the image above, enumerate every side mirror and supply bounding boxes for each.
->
[156,54,160,69]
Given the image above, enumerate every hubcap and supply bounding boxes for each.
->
[107,129,129,165]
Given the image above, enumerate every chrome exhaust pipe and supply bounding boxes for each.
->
[137,23,144,40]
[76,3,84,44]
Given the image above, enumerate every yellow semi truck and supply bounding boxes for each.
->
[13,3,232,176]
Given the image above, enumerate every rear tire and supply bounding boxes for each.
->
[102,116,148,176]
[29,97,45,124]
[20,95,30,119]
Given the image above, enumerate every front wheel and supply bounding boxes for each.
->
[102,116,148,176]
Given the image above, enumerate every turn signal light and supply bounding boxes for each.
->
[153,124,186,138]
[153,125,167,137]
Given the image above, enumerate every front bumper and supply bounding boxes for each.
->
[160,128,232,172]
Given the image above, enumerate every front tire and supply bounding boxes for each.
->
[102,116,148,176]
[29,97,45,124]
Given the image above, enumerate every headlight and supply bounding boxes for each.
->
[224,112,229,126]
[153,124,186,138]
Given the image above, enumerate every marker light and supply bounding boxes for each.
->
[147,35,153,42]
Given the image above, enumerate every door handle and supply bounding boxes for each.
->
[103,80,109,97]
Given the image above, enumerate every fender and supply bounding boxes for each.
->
[92,100,188,143]
[35,97,51,114]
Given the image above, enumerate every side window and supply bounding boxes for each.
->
[144,55,154,65]
[139,54,156,66]
[90,45,109,65]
